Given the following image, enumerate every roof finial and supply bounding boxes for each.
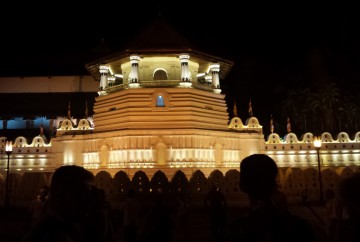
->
[233,99,238,117]
[85,100,88,119]
[248,99,253,117]
[40,123,44,136]
[287,117,292,133]
[67,101,71,120]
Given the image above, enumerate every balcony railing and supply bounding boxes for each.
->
[105,79,215,94]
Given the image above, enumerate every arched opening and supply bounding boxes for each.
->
[153,69,168,80]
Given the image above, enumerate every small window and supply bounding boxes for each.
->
[156,95,165,107]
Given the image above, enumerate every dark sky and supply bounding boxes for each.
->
[0,3,359,135]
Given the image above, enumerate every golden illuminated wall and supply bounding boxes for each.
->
[50,127,265,178]
[93,87,229,132]
[264,131,360,168]
[2,119,360,178]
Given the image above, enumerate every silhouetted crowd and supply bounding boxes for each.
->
[20,154,360,242]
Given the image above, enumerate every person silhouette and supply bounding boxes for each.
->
[204,185,227,242]
[226,154,315,242]
[174,192,190,242]
[28,185,49,229]
[22,165,98,242]
[85,186,114,242]
[324,188,343,241]
[334,172,360,242]
[144,192,174,242]
[119,188,143,242]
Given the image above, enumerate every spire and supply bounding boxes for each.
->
[85,100,88,118]
[89,36,111,54]
[287,117,292,133]
[125,17,194,52]
[270,115,274,134]
[67,101,71,119]
[233,100,238,117]
[40,123,44,136]
[248,99,253,117]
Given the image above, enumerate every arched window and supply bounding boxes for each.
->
[153,69,168,80]
[156,95,165,107]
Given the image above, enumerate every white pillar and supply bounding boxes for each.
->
[99,65,109,90]
[129,55,141,83]
[179,53,190,82]
[209,63,221,93]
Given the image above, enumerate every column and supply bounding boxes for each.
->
[129,55,141,83]
[209,63,220,89]
[179,53,190,82]
[99,65,109,90]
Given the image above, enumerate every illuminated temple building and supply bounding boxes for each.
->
[1,18,360,205]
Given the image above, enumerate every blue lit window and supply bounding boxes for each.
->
[156,95,165,107]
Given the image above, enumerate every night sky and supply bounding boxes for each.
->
[0,3,358,136]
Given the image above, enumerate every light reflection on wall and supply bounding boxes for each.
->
[169,148,215,162]
[83,152,99,169]
[266,148,360,169]
[1,129,360,174]
[64,151,74,165]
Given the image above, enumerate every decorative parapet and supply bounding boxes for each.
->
[228,116,262,133]
[56,118,94,136]
[102,80,216,94]
[337,132,350,142]
[1,135,51,148]
[283,133,300,143]
[0,135,52,171]
[267,133,284,144]
[300,132,315,143]
[264,131,360,168]
[266,131,360,144]
[320,132,334,142]
[355,132,360,141]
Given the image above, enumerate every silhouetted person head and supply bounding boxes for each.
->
[227,154,315,242]
[239,154,278,202]
[49,165,94,221]
[39,186,49,201]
